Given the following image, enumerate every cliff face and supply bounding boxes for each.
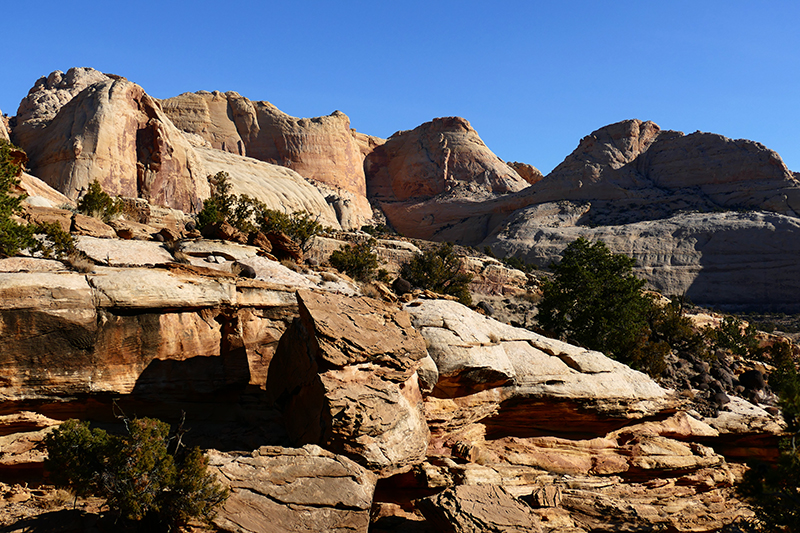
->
[0,250,780,532]
[12,68,209,212]
[161,90,376,226]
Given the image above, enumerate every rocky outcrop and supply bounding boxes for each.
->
[266,290,430,476]
[518,119,800,224]
[162,91,371,197]
[210,445,376,533]
[508,161,544,185]
[487,210,800,311]
[416,484,543,533]
[0,109,9,141]
[12,68,209,212]
[367,117,529,202]
[189,141,351,230]
[365,117,530,240]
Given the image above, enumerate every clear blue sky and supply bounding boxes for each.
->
[2,1,798,174]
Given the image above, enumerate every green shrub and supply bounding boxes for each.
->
[45,417,228,530]
[737,341,800,531]
[537,237,663,375]
[0,139,76,259]
[77,180,121,221]
[197,172,326,251]
[329,239,379,281]
[706,315,760,358]
[0,139,37,257]
[401,242,473,305]
[35,221,77,259]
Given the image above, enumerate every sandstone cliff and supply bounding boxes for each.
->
[0,252,778,531]
[0,109,9,141]
[161,91,375,225]
[364,116,531,241]
[12,68,209,212]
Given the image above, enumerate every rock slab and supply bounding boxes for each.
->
[210,445,377,533]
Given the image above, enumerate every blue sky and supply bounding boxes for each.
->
[2,1,798,174]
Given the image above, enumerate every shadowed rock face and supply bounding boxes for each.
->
[12,68,209,212]
[528,119,800,218]
[266,290,430,477]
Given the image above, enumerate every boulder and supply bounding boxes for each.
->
[210,445,376,533]
[266,290,430,476]
[12,68,209,212]
[71,213,116,238]
[107,218,158,240]
[23,205,73,233]
[416,484,543,533]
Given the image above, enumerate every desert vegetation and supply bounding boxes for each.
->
[0,139,75,258]
[197,171,327,251]
[329,238,379,281]
[401,242,474,305]
[45,416,228,532]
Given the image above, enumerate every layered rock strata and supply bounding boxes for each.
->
[162,91,376,226]
[12,68,209,212]
[210,445,376,533]
[266,290,430,476]
[365,117,530,240]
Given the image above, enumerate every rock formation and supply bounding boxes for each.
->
[519,119,800,223]
[508,161,544,185]
[0,249,784,531]
[266,290,430,476]
[0,109,9,141]
[487,209,800,311]
[162,91,375,226]
[365,117,530,239]
[210,445,376,533]
[12,68,209,212]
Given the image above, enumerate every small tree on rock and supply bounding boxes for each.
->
[537,237,657,373]
[401,242,473,305]
[45,417,228,531]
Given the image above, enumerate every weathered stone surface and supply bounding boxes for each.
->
[71,213,116,238]
[405,299,671,406]
[76,236,173,266]
[488,210,800,311]
[22,205,73,233]
[507,161,544,185]
[210,445,376,533]
[107,218,157,240]
[416,484,543,533]
[12,68,209,211]
[367,117,529,203]
[193,143,345,229]
[267,291,430,476]
[162,91,369,197]
[0,257,65,273]
[18,172,74,209]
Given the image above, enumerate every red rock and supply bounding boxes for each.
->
[12,68,209,212]
[366,117,529,202]
[162,91,370,197]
